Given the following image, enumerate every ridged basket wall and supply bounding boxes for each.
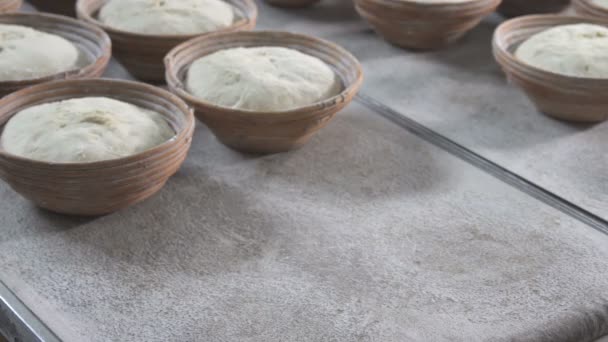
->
[493,15,608,122]
[76,0,258,82]
[572,0,608,19]
[0,12,111,97]
[355,0,501,49]
[0,79,195,215]
[0,0,21,13]
[166,30,363,154]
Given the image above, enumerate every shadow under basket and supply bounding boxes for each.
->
[493,14,608,123]
[354,0,501,50]
[0,0,21,14]
[76,0,258,82]
[0,79,195,216]
[0,12,111,97]
[165,30,363,154]
[28,0,76,17]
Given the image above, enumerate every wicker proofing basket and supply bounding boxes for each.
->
[0,12,111,97]
[492,14,608,122]
[28,0,76,17]
[165,30,363,154]
[573,0,608,19]
[498,0,571,17]
[354,0,501,50]
[0,0,21,14]
[0,79,195,216]
[76,0,258,82]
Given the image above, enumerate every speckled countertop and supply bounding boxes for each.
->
[1,1,608,342]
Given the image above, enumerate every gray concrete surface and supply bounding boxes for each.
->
[0,1,607,342]
[2,102,608,341]
[257,0,608,224]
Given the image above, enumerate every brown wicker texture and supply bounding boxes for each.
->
[0,0,21,13]
[264,0,321,8]
[498,0,570,17]
[76,0,258,82]
[0,79,195,216]
[354,0,501,50]
[165,30,363,154]
[573,0,608,19]
[493,15,608,122]
[0,12,111,97]
[28,0,76,17]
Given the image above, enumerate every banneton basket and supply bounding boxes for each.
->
[498,0,570,17]
[573,0,608,19]
[29,0,76,17]
[0,0,21,14]
[264,0,321,8]
[76,0,258,82]
[0,12,111,97]
[493,15,608,122]
[165,30,363,154]
[354,0,501,50]
[0,79,195,216]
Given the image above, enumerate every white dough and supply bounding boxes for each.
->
[186,47,342,112]
[592,0,608,8]
[1,97,175,163]
[99,0,234,36]
[515,23,608,78]
[0,24,79,81]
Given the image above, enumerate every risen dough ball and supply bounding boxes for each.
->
[99,0,234,36]
[186,47,342,112]
[0,24,79,81]
[515,24,608,78]
[1,97,175,163]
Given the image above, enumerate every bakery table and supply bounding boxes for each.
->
[257,0,608,225]
[1,1,608,342]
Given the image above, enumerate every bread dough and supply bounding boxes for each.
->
[0,24,79,81]
[592,0,608,8]
[99,0,234,35]
[515,23,608,78]
[1,97,175,163]
[186,47,342,112]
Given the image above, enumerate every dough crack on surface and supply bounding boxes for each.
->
[1,97,175,163]
[99,0,235,35]
[515,23,608,78]
[0,24,79,81]
[186,46,342,112]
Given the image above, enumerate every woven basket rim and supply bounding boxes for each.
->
[493,14,608,86]
[0,0,22,13]
[573,0,608,14]
[164,30,364,120]
[0,12,112,87]
[0,78,195,168]
[75,0,258,40]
